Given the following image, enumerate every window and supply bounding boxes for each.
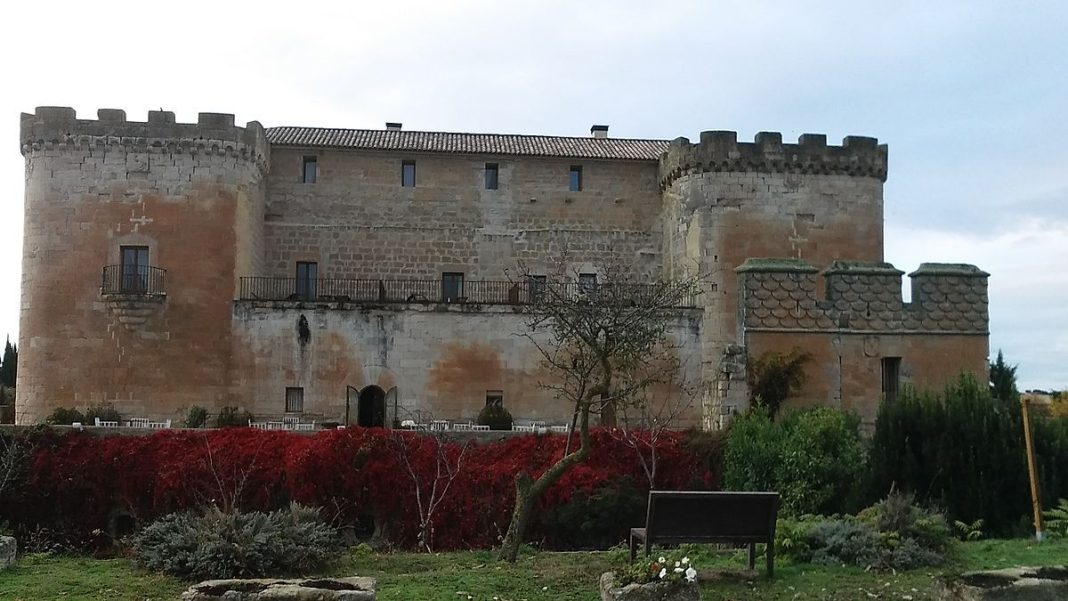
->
[285,387,304,413]
[578,272,597,294]
[441,272,465,302]
[569,165,583,192]
[401,161,416,187]
[528,275,547,303]
[485,163,499,190]
[486,390,503,408]
[296,261,318,300]
[120,246,149,293]
[302,156,317,184]
[882,357,901,404]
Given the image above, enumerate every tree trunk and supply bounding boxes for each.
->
[497,474,535,562]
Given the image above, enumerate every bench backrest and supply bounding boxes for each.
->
[645,491,779,541]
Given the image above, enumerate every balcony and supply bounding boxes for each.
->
[101,265,167,296]
[238,277,698,307]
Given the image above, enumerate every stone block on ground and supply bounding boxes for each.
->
[599,572,700,601]
[180,576,375,600]
[940,566,1068,601]
[0,536,15,570]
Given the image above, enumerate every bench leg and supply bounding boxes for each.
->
[767,541,774,578]
[748,543,756,571]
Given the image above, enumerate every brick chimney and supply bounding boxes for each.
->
[590,124,609,139]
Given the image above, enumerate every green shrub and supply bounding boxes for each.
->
[213,406,254,429]
[857,490,952,553]
[866,373,1068,536]
[723,407,865,515]
[45,407,85,425]
[541,478,646,550]
[185,405,208,429]
[132,504,342,580]
[1045,498,1068,538]
[84,403,121,425]
[477,404,513,431]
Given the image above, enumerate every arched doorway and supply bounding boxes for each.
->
[357,385,386,427]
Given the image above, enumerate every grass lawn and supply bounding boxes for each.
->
[0,538,1065,601]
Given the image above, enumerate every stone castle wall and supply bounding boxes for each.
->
[735,259,989,422]
[263,147,663,280]
[16,107,268,423]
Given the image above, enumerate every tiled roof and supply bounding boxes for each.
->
[265,126,670,161]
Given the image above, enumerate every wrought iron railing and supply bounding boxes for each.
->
[238,277,699,307]
[101,265,167,296]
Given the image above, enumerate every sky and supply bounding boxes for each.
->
[0,1,1065,390]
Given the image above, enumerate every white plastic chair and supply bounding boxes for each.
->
[94,417,119,427]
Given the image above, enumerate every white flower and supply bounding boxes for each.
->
[674,561,680,568]
[674,567,683,573]
[658,568,667,579]
[681,556,690,564]
[685,566,697,582]
[658,556,666,563]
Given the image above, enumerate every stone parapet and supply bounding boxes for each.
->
[658,130,887,189]
[736,258,988,334]
[19,107,269,174]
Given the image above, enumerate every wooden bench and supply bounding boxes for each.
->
[629,491,780,577]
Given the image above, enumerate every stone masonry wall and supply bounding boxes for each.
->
[263,148,662,281]
[658,131,887,424]
[230,302,705,428]
[736,259,990,423]
[16,107,268,424]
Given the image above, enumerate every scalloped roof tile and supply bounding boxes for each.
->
[265,127,672,160]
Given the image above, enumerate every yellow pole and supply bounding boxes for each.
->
[1020,396,1045,541]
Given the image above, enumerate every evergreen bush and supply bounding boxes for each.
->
[45,407,85,425]
[84,403,121,425]
[476,404,513,430]
[723,407,865,515]
[132,503,342,580]
[540,478,646,549]
[213,406,254,429]
[185,405,208,429]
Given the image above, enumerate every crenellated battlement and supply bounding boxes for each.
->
[736,259,988,334]
[19,107,270,171]
[658,130,888,189]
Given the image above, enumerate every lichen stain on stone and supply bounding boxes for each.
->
[297,314,311,347]
[427,343,503,398]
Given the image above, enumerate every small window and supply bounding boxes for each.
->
[120,245,150,293]
[569,165,583,192]
[296,261,318,300]
[528,275,547,302]
[882,357,902,404]
[285,387,304,413]
[486,390,503,408]
[302,156,317,184]
[442,272,465,302]
[485,163,499,190]
[401,161,416,187]
[578,272,597,294]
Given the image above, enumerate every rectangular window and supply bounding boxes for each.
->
[528,275,547,303]
[296,261,318,300]
[569,165,583,192]
[302,156,317,184]
[486,390,503,408]
[442,272,465,302]
[120,245,150,293]
[882,357,902,404]
[401,161,416,187]
[578,272,597,294]
[485,163,499,190]
[285,387,304,413]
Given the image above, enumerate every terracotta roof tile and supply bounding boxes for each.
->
[265,127,670,161]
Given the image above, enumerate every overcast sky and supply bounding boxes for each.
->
[1,1,1065,390]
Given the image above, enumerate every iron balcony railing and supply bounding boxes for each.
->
[101,265,167,296]
[238,277,699,308]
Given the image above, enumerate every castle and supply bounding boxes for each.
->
[15,107,990,428]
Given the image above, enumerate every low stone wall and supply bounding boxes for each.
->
[181,577,375,600]
[0,536,15,570]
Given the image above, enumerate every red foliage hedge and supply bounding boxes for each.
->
[0,427,719,550]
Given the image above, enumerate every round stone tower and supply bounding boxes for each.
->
[17,107,269,424]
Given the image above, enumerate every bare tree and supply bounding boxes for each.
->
[497,261,702,562]
[0,431,29,498]
[389,428,469,552]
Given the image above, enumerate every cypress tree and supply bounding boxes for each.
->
[989,349,1019,403]
[0,337,16,387]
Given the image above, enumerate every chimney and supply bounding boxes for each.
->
[385,122,402,131]
[590,124,609,139]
